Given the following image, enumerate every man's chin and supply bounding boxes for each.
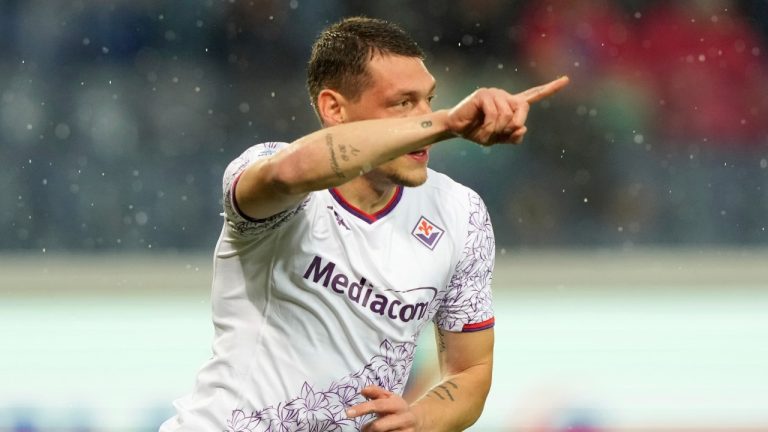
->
[391,171,428,188]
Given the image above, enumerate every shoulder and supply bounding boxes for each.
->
[223,141,290,186]
[226,141,290,168]
[420,169,486,214]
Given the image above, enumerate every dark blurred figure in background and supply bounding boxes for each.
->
[2,0,767,252]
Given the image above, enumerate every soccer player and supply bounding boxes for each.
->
[160,17,568,432]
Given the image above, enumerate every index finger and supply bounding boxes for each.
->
[346,397,398,418]
[518,75,570,104]
[347,386,393,418]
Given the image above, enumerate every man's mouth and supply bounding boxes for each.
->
[407,148,429,162]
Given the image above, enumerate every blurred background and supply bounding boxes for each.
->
[1,0,767,431]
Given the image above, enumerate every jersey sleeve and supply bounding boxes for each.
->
[433,191,495,332]
[222,142,310,238]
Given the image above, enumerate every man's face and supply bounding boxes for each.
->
[344,54,436,187]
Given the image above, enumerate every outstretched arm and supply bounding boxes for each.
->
[235,111,455,219]
[235,76,569,220]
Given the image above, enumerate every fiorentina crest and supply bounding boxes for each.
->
[411,216,445,250]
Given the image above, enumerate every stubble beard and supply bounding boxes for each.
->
[379,161,428,188]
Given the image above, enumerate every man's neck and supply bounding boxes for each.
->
[334,176,398,215]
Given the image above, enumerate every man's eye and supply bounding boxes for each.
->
[427,95,436,105]
[399,99,412,108]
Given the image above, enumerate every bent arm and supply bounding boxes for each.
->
[235,110,453,219]
[410,328,494,431]
[234,75,569,220]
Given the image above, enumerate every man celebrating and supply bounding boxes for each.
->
[161,16,568,432]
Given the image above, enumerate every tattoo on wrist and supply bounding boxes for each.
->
[325,134,345,179]
[437,329,447,352]
[421,120,433,129]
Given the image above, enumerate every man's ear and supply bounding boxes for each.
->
[317,89,348,126]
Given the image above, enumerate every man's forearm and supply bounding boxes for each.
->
[410,363,492,432]
[268,110,454,194]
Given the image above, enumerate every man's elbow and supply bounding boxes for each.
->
[264,158,312,196]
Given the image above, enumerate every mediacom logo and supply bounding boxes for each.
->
[302,255,436,323]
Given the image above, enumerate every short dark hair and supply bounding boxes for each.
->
[307,17,425,117]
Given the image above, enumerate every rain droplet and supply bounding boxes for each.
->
[239,102,250,113]
[135,211,149,226]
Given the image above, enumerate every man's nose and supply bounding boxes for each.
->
[413,99,432,115]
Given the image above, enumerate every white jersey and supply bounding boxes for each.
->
[161,142,495,432]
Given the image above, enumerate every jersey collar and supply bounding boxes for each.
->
[329,186,403,224]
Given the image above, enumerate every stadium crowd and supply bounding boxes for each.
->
[1,0,767,251]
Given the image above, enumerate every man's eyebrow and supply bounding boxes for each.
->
[395,83,437,97]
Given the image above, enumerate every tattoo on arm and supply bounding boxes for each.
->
[426,380,459,402]
[421,120,433,128]
[339,143,349,161]
[428,390,445,400]
[437,329,447,353]
[438,384,456,401]
[325,134,345,179]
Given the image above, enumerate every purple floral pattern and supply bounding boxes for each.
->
[433,190,495,332]
[223,340,416,432]
[222,142,310,237]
